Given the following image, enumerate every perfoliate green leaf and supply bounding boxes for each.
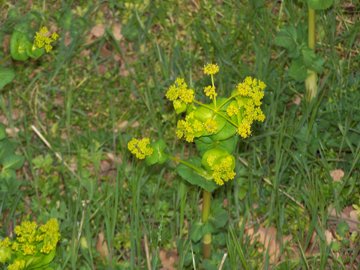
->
[177,158,217,192]
[0,67,15,90]
[307,0,334,10]
[210,121,237,141]
[10,31,31,61]
[288,59,307,81]
[2,154,25,170]
[145,139,168,165]
[27,249,56,269]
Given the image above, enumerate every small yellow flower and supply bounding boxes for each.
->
[33,26,59,53]
[204,118,218,134]
[128,138,154,159]
[176,112,204,142]
[237,120,251,138]
[8,259,25,270]
[203,63,219,75]
[38,218,61,254]
[165,77,194,110]
[226,103,239,117]
[203,85,217,100]
[211,156,236,185]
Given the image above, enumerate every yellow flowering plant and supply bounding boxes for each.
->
[0,219,60,270]
[128,63,266,259]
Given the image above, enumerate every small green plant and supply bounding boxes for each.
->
[0,218,60,270]
[128,64,266,260]
[275,0,334,101]
[0,10,59,91]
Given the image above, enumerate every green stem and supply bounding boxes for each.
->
[211,74,217,108]
[202,189,211,259]
[306,7,317,101]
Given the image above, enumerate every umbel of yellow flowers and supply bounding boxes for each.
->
[33,26,59,53]
[0,219,60,270]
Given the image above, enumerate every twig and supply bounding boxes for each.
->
[144,234,151,270]
[218,253,228,270]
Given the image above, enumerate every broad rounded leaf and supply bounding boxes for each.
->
[0,67,15,90]
[177,158,217,192]
[209,121,237,141]
[10,31,31,61]
[145,139,168,165]
[2,154,25,170]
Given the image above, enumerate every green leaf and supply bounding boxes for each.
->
[190,222,203,242]
[27,249,56,269]
[301,47,324,73]
[210,121,237,141]
[0,67,15,90]
[2,154,25,170]
[307,0,334,10]
[209,201,228,229]
[288,59,307,81]
[177,158,217,192]
[195,136,238,155]
[0,124,6,140]
[10,31,31,61]
[0,140,16,162]
[274,26,298,53]
[145,139,168,165]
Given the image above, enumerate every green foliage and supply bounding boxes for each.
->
[306,0,334,10]
[0,67,15,90]
[275,25,324,81]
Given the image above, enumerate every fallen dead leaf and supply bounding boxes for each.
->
[6,127,20,137]
[159,249,178,270]
[112,23,122,41]
[91,24,105,38]
[246,225,292,264]
[324,230,334,245]
[96,231,109,260]
[330,169,344,182]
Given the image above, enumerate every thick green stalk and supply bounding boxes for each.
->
[305,7,317,101]
[202,189,212,259]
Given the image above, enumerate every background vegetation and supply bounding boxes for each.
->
[0,0,359,269]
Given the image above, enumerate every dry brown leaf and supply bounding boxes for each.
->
[91,24,105,38]
[96,231,109,260]
[324,230,334,245]
[292,94,302,105]
[6,127,20,137]
[131,121,139,128]
[330,169,344,182]
[112,23,123,41]
[246,226,292,264]
[106,152,123,165]
[159,249,178,270]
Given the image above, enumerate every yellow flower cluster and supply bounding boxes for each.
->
[0,219,60,269]
[33,26,59,53]
[203,63,219,75]
[166,78,194,111]
[128,138,154,159]
[176,112,204,142]
[37,218,61,254]
[229,76,266,138]
[206,155,235,185]
[8,259,25,270]
[203,85,217,100]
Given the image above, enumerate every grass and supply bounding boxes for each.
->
[0,0,359,269]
